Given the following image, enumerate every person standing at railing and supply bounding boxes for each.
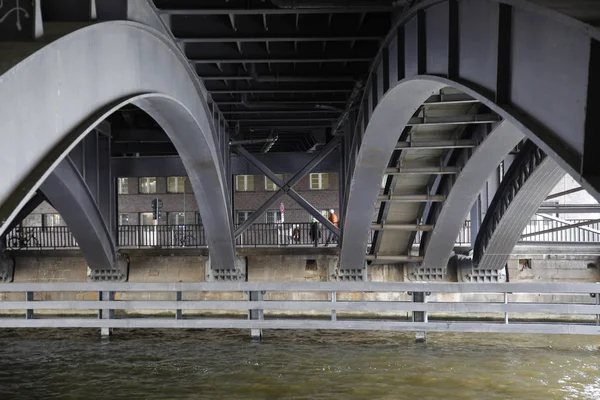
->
[310,221,321,247]
[325,209,339,246]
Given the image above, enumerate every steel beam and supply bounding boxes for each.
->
[385,166,459,175]
[420,122,524,272]
[535,213,600,234]
[371,224,434,231]
[377,194,445,202]
[522,217,600,238]
[159,7,393,15]
[190,57,373,64]
[407,114,501,126]
[178,36,383,43]
[423,93,478,105]
[233,138,341,237]
[211,89,352,94]
[545,187,585,200]
[40,157,116,270]
[395,139,478,150]
[475,143,564,270]
[0,19,236,270]
[537,204,600,214]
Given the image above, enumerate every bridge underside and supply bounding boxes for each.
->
[0,0,598,285]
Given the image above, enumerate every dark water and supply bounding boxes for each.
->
[0,329,599,399]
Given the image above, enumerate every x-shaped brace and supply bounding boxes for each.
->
[233,138,341,238]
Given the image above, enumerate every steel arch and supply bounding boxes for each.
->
[0,22,235,269]
[340,0,600,271]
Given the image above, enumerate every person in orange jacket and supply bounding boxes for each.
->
[326,209,339,245]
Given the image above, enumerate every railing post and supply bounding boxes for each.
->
[331,291,337,322]
[504,292,509,324]
[176,291,183,320]
[412,291,427,343]
[98,291,115,336]
[596,293,600,326]
[26,291,34,319]
[248,290,263,340]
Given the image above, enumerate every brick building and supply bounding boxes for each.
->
[22,172,340,228]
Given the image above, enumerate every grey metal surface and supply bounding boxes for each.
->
[40,157,115,271]
[420,121,524,271]
[0,318,597,335]
[0,281,598,293]
[340,0,600,271]
[1,300,598,314]
[475,143,564,270]
[0,21,235,269]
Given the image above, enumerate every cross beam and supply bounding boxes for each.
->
[233,139,341,237]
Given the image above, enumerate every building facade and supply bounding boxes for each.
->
[22,172,340,228]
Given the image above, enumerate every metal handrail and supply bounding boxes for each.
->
[5,218,600,251]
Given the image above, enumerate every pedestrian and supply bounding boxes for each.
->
[309,221,321,246]
[325,209,339,245]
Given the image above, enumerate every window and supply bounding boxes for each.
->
[266,211,283,224]
[118,213,131,225]
[139,177,157,194]
[167,177,185,193]
[168,212,185,226]
[265,174,283,191]
[117,178,128,194]
[309,173,329,190]
[140,212,155,225]
[43,214,62,227]
[196,212,202,225]
[310,210,329,223]
[236,211,254,224]
[236,175,254,192]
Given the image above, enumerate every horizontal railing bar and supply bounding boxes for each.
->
[0,319,598,334]
[0,282,598,293]
[2,301,598,314]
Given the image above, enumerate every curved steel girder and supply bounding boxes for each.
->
[0,22,235,269]
[340,0,600,270]
[474,143,564,270]
[41,158,115,270]
[341,79,446,269]
[420,121,524,269]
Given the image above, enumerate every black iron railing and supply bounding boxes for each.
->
[5,219,599,251]
[5,226,77,250]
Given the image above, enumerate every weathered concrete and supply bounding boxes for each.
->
[1,250,598,321]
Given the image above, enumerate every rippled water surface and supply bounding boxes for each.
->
[0,329,599,399]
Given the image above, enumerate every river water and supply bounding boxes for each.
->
[0,329,598,399]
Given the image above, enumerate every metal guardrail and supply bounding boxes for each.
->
[5,219,600,251]
[0,282,599,334]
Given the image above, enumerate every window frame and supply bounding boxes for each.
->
[309,173,329,190]
[168,212,186,226]
[236,210,255,224]
[236,175,254,192]
[264,174,284,191]
[118,213,131,226]
[117,178,129,195]
[140,212,155,226]
[167,177,186,194]
[139,177,157,194]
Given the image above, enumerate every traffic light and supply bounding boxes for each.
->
[151,198,163,220]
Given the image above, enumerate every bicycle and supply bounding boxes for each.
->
[8,229,40,250]
[172,228,197,247]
